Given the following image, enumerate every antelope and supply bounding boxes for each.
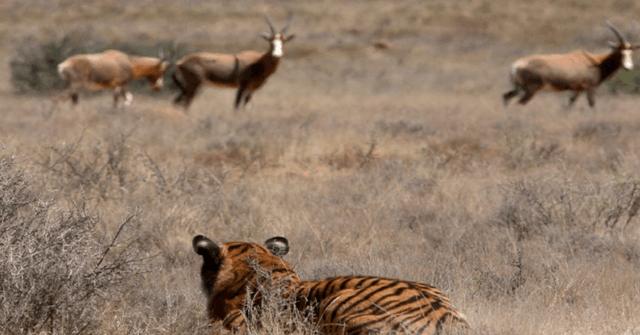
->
[503,22,639,108]
[57,49,169,107]
[173,16,295,111]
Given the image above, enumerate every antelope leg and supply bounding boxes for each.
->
[502,89,520,106]
[586,89,596,107]
[70,92,79,105]
[243,91,253,107]
[124,91,133,107]
[234,86,247,110]
[568,91,582,107]
[113,87,121,107]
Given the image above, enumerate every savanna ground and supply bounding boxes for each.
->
[2,1,640,334]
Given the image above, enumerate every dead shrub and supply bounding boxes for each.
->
[322,142,376,170]
[594,180,640,232]
[195,139,272,170]
[38,130,136,200]
[423,136,491,171]
[374,120,433,138]
[495,177,640,244]
[573,120,621,142]
[503,131,562,170]
[0,154,144,334]
[243,263,318,335]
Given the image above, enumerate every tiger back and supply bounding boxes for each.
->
[297,276,468,334]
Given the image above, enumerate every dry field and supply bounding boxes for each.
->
[1,1,640,334]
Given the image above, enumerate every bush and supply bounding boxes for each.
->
[0,154,143,334]
[495,177,640,243]
[9,30,104,93]
[38,130,137,201]
[607,68,640,94]
[244,263,318,335]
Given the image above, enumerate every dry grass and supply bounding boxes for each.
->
[1,1,640,334]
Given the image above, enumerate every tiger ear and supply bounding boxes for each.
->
[193,235,221,261]
[265,236,289,256]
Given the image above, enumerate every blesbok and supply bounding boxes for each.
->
[172,16,295,110]
[503,22,639,108]
[57,49,169,107]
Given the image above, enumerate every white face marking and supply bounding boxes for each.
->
[155,77,164,88]
[272,36,283,58]
[622,49,634,70]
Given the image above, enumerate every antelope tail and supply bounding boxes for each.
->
[57,61,74,90]
[57,62,70,81]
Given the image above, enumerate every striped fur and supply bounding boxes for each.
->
[193,235,468,335]
[297,276,467,334]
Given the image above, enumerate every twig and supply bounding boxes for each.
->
[94,212,137,271]
[359,141,377,168]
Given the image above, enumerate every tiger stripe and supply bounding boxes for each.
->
[193,235,468,335]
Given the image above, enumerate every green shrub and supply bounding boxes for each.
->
[10,30,105,93]
[607,68,640,94]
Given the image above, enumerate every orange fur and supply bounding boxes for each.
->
[193,236,468,335]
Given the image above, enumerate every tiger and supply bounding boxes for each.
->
[192,235,468,335]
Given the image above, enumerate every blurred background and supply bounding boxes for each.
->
[1,1,640,334]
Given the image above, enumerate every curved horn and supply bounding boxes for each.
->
[264,15,276,36]
[606,21,626,45]
[281,14,293,34]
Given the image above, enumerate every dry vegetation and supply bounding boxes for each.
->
[1,1,640,334]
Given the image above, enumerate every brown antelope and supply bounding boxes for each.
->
[503,22,639,108]
[173,16,295,111]
[57,49,169,107]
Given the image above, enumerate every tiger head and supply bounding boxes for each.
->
[192,235,299,321]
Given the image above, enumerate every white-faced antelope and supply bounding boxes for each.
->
[172,16,295,111]
[503,22,639,108]
[57,49,169,107]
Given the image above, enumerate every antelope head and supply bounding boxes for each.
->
[261,15,295,58]
[606,21,640,70]
[149,50,170,91]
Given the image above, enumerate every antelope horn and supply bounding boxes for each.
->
[606,21,627,45]
[281,14,293,34]
[264,15,276,35]
[260,32,272,40]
